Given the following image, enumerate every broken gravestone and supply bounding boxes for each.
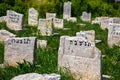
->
[38,19,53,36]
[58,36,101,80]
[6,10,24,30]
[67,17,77,22]
[53,18,64,29]
[108,23,120,47]
[4,37,36,67]
[46,13,56,19]
[0,30,16,42]
[28,8,38,26]
[63,1,71,20]
[81,11,91,22]
[37,39,47,48]
[11,73,60,80]
[76,30,95,43]
[92,17,101,25]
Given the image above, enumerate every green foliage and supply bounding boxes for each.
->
[0,3,11,16]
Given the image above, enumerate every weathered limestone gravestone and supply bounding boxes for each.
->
[7,10,24,30]
[100,17,109,30]
[37,40,47,48]
[46,18,53,36]
[92,17,101,25]
[109,17,120,24]
[63,1,71,20]
[11,73,61,80]
[0,30,16,42]
[0,16,7,22]
[28,8,38,26]
[53,18,64,29]
[38,19,53,36]
[81,11,91,22]
[108,23,120,47]
[76,30,95,43]
[4,37,36,66]
[46,13,56,19]
[58,36,101,80]
[67,17,77,22]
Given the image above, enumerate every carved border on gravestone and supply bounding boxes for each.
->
[28,8,38,26]
[6,10,24,30]
[4,37,37,67]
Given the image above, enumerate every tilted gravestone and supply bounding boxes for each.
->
[38,19,53,36]
[76,30,95,43]
[63,1,71,20]
[46,13,56,19]
[53,18,64,29]
[0,30,16,42]
[28,8,38,26]
[108,23,120,47]
[58,36,101,80]
[81,11,91,22]
[7,10,24,30]
[100,17,109,30]
[4,37,36,66]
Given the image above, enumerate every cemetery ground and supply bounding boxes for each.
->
[0,19,120,80]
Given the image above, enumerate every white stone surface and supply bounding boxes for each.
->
[53,18,64,29]
[46,18,53,36]
[100,17,109,30]
[11,73,61,80]
[76,30,95,43]
[58,36,101,80]
[63,1,71,20]
[0,30,16,42]
[46,13,56,19]
[108,23,120,47]
[37,40,47,48]
[92,17,101,25]
[109,17,120,24]
[0,16,7,22]
[68,17,77,22]
[4,37,36,66]
[28,8,38,26]
[6,10,24,30]
[81,11,91,22]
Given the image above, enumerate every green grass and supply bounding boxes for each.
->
[0,19,120,80]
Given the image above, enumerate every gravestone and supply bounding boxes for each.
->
[0,16,7,22]
[28,8,38,26]
[11,73,60,80]
[53,18,64,29]
[4,37,36,66]
[58,36,101,80]
[68,17,77,22]
[37,40,47,48]
[63,1,71,20]
[46,18,53,36]
[81,11,91,22]
[100,17,109,30]
[38,19,53,36]
[76,30,95,42]
[92,17,101,25]
[38,19,46,36]
[7,10,24,30]
[109,17,120,24]
[0,30,16,42]
[46,13,56,19]
[108,23,120,47]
